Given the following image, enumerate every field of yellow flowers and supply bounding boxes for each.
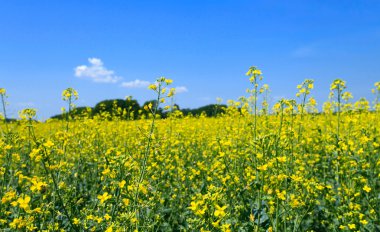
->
[1,69,379,231]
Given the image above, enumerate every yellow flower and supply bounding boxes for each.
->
[221,223,231,232]
[257,164,268,171]
[360,219,368,225]
[348,224,356,229]
[29,149,42,162]
[253,69,262,75]
[73,218,80,225]
[17,195,31,210]
[96,216,103,223]
[10,217,26,229]
[19,108,37,120]
[30,178,47,193]
[97,192,112,204]
[1,190,17,204]
[277,156,287,163]
[148,84,157,91]
[290,194,302,208]
[167,88,176,97]
[43,140,55,148]
[122,198,130,206]
[214,205,227,218]
[62,87,78,101]
[363,185,371,193]
[104,214,111,220]
[276,190,286,201]
[212,220,220,228]
[119,180,126,188]
[316,184,324,190]
[196,206,207,216]
[102,168,110,176]
[256,153,263,159]
[164,79,173,85]
[188,201,198,211]
[139,185,148,195]
[32,207,42,214]
[58,181,66,189]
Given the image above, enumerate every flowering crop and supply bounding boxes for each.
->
[0,72,379,231]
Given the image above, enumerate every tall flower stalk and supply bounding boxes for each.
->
[62,87,79,131]
[329,79,346,140]
[296,79,314,142]
[133,77,173,229]
[20,108,77,231]
[329,79,347,191]
[246,66,266,231]
[246,66,263,142]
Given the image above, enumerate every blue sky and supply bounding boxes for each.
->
[1,0,379,120]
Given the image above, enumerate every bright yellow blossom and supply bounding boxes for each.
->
[214,205,227,218]
[97,192,112,204]
[363,185,371,193]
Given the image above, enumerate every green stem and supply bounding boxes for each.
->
[30,122,77,231]
[133,84,162,229]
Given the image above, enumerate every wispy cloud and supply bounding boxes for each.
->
[200,97,211,102]
[75,58,122,83]
[121,79,151,88]
[16,102,35,107]
[120,80,189,94]
[291,46,314,58]
[175,86,188,94]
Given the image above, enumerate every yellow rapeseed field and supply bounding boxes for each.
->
[1,69,379,231]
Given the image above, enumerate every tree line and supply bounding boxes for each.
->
[50,98,227,120]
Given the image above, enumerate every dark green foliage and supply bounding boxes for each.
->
[51,107,93,120]
[50,99,226,120]
[181,104,227,117]
[94,99,140,119]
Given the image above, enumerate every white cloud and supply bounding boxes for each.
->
[121,79,151,88]
[75,58,122,83]
[175,86,188,94]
